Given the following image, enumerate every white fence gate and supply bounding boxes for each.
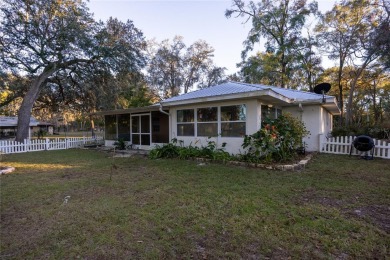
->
[0,137,104,154]
[320,135,390,159]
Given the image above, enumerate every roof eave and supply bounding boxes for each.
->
[92,105,160,116]
[291,97,341,115]
[161,89,294,107]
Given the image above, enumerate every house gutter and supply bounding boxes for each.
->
[292,97,341,115]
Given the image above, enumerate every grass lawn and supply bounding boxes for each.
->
[1,149,389,259]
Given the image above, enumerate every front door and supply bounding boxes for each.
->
[131,114,150,146]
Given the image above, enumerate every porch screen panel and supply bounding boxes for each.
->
[221,105,246,137]
[105,115,117,140]
[131,116,140,145]
[132,115,151,145]
[197,107,217,137]
[177,109,194,136]
[117,114,130,141]
[141,115,150,145]
[141,115,150,133]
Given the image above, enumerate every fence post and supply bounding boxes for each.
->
[319,134,324,152]
[45,138,49,150]
[24,139,28,152]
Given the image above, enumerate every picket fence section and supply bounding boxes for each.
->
[0,137,104,154]
[320,135,390,159]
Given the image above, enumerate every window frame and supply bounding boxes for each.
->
[177,109,195,136]
[220,104,247,138]
[197,106,218,137]
[176,104,247,138]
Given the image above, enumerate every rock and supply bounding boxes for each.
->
[0,166,15,175]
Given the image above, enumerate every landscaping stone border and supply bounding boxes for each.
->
[193,153,315,171]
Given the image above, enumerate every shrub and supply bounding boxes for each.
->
[34,129,47,139]
[242,113,309,163]
[149,143,180,159]
[113,138,127,150]
[149,138,231,161]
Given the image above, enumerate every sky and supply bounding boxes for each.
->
[87,0,337,75]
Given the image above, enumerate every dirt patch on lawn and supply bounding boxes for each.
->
[345,205,390,233]
[297,190,390,234]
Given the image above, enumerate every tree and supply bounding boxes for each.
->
[294,28,323,91]
[197,66,226,89]
[374,0,390,69]
[147,36,225,99]
[0,0,146,141]
[315,0,387,125]
[239,52,281,85]
[226,0,318,88]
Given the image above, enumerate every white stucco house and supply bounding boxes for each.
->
[96,82,340,154]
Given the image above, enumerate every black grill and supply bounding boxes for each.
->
[350,135,375,159]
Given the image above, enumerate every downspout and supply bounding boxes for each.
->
[159,103,170,116]
[159,103,171,143]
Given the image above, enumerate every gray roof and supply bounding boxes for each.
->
[161,81,332,104]
[0,116,40,127]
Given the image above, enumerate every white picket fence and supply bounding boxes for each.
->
[320,135,390,159]
[0,137,104,154]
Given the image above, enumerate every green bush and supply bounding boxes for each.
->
[242,113,309,163]
[149,138,231,161]
[34,129,47,139]
[149,142,180,159]
[113,138,127,150]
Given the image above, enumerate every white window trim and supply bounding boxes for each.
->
[196,106,218,137]
[176,104,247,138]
[220,104,247,138]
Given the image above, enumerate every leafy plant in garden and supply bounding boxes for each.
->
[149,138,231,161]
[242,113,309,162]
[149,142,180,159]
[113,139,127,150]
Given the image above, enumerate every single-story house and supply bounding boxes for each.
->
[0,116,54,139]
[95,82,340,154]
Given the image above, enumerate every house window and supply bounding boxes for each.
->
[105,115,117,140]
[177,109,194,136]
[221,105,246,137]
[197,107,218,137]
[261,105,282,120]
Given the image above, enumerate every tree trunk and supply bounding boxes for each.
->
[90,116,95,137]
[336,56,345,126]
[16,66,57,142]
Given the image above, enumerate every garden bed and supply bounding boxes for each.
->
[192,153,314,171]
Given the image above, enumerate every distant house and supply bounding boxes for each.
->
[0,116,54,139]
[95,82,340,153]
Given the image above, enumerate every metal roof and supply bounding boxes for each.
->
[95,82,340,116]
[161,81,333,104]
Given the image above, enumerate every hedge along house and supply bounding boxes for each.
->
[96,82,340,153]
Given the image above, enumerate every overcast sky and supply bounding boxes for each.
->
[87,0,337,75]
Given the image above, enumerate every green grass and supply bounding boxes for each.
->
[1,150,389,259]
